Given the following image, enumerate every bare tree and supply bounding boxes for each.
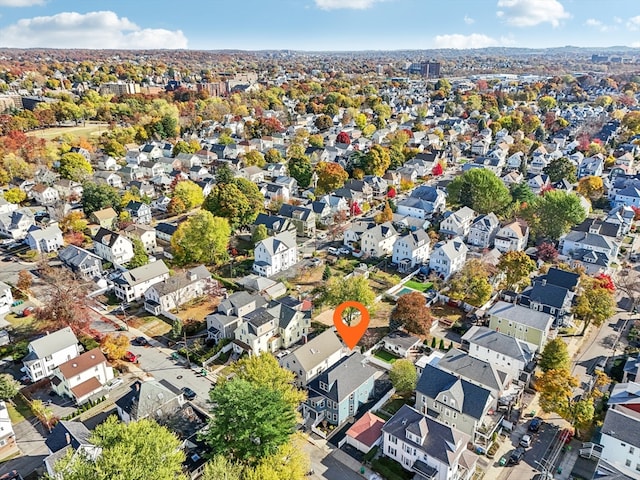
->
[616,269,640,312]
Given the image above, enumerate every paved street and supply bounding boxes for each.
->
[303,439,368,480]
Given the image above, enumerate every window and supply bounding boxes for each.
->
[631,447,635,454]
[389,435,397,445]
[626,459,632,467]
[387,446,397,456]
[636,463,640,472]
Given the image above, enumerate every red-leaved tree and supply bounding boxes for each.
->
[336,131,351,144]
[595,273,615,292]
[387,186,397,198]
[537,242,559,262]
[432,163,443,176]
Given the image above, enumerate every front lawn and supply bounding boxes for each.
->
[382,395,412,415]
[373,349,400,364]
[404,280,433,292]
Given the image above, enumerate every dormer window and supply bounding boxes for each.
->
[319,381,328,392]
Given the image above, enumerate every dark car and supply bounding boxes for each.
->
[132,336,149,347]
[508,447,526,465]
[528,417,541,432]
[182,387,197,400]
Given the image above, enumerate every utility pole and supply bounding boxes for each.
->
[183,329,191,368]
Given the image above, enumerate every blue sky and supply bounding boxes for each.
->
[0,0,638,50]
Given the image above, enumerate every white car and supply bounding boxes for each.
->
[337,247,351,255]
[327,247,339,255]
[105,378,124,390]
[520,434,532,448]
[316,232,327,240]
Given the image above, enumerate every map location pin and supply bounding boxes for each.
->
[333,301,370,350]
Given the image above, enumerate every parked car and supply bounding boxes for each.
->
[316,232,327,240]
[327,247,338,255]
[132,336,149,347]
[528,417,541,432]
[124,351,137,363]
[507,447,526,465]
[182,387,197,400]
[105,378,124,390]
[337,247,351,255]
[520,434,532,448]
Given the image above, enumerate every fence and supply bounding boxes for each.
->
[202,342,233,369]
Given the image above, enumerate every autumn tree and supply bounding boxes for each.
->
[3,187,26,204]
[361,145,391,177]
[315,161,348,194]
[497,250,536,291]
[314,114,333,131]
[60,211,88,233]
[264,148,283,164]
[322,276,375,326]
[389,359,417,395]
[577,175,604,200]
[287,155,313,188]
[446,168,512,214]
[573,277,616,335]
[336,131,351,144]
[167,196,186,215]
[172,139,200,156]
[173,180,204,210]
[536,368,578,419]
[243,150,266,168]
[171,211,231,266]
[0,373,20,402]
[59,152,93,182]
[539,338,570,373]
[537,241,559,262]
[100,333,130,362]
[128,238,149,268]
[204,178,264,229]
[251,224,269,245]
[31,399,57,432]
[390,292,432,335]
[16,270,32,295]
[448,259,494,307]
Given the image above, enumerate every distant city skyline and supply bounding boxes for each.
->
[0,0,638,51]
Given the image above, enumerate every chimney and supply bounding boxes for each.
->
[541,279,547,286]
[65,432,71,445]
[135,382,140,392]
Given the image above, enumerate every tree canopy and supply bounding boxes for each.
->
[204,178,264,229]
[573,277,616,335]
[523,190,587,240]
[448,259,494,307]
[59,152,93,181]
[497,250,536,291]
[322,276,375,326]
[543,157,577,183]
[171,211,230,265]
[390,292,433,335]
[81,182,121,216]
[173,180,205,210]
[361,145,391,177]
[539,338,570,373]
[446,169,511,214]
[315,161,348,194]
[389,359,417,395]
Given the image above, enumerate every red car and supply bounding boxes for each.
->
[559,428,574,444]
[124,351,137,363]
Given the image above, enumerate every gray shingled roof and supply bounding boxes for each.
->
[438,349,508,396]
[282,329,343,372]
[462,326,535,363]
[602,406,640,450]
[307,352,376,403]
[488,301,554,331]
[28,327,78,360]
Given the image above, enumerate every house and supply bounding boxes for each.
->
[123,201,152,225]
[467,213,500,249]
[526,174,550,195]
[560,230,619,266]
[128,180,156,199]
[155,222,178,243]
[0,197,17,216]
[22,327,81,382]
[265,163,287,179]
[206,291,267,343]
[344,221,375,249]
[116,379,184,423]
[461,326,536,384]
[25,224,63,253]
[252,214,297,237]
[345,412,385,454]
[397,186,447,219]
[253,231,298,277]
[415,364,500,447]
[29,183,59,206]
[494,219,529,253]
[93,228,134,266]
[0,208,35,240]
[392,230,431,273]
[279,329,344,387]
[381,331,422,358]
[139,160,165,179]
[613,185,640,209]
[597,401,640,479]
[440,207,476,239]
[0,282,13,315]
[0,401,18,461]
[278,204,316,237]
[58,245,103,280]
[90,208,118,230]
[236,274,287,300]
[518,273,576,326]
[151,195,171,212]
[311,201,333,225]
[487,301,554,351]
[144,265,212,315]
[303,352,377,427]
[429,238,468,279]
[361,222,398,258]
[53,179,83,201]
[124,224,157,253]
[94,171,123,189]
[239,166,265,183]
[97,156,118,171]
[51,348,114,405]
[43,421,97,477]
[381,405,478,480]
[578,154,605,179]
[112,260,171,303]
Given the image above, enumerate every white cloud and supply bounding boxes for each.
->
[633,41,640,48]
[496,0,570,27]
[314,0,381,9]
[464,15,475,25]
[0,11,188,49]
[585,18,610,32]
[433,33,508,49]
[0,0,45,6]
[628,16,640,31]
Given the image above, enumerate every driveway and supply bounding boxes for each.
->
[0,418,48,478]
[303,439,365,480]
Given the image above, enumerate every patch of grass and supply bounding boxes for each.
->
[363,445,379,463]
[26,123,109,141]
[404,280,433,292]
[374,410,392,421]
[371,457,413,480]
[373,349,400,364]
[7,396,34,423]
[382,396,411,415]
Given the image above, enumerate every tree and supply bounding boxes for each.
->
[171,211,231,266]
[287,156,313,188]
[539,338,570,373]
[374,201,393,224]
[389,359,417,395]
[172,140,199,157]
[315,161,348,194]
[510,182,536,205]
[537,241,559,262]
[543,157,577,183]
[3,187,26,204]
[204,179,263,229]
[523,191,587,240]
[251,224,269,245]
[308,134,324,148]
[60,211,88,233]
[31,399,56,432]
[202,455,244,480]
[100,333,130,362]
[448,260,494,307]
[322,276,375,326]
[16,269,32,295]
[173,180,204,210]
[243,150,266,168]
[537,95,558,112]
[53,416,186,480]
[432,163,443,176]
[205,378,297,464]
[0,373,20,401]
[322,265,332,281]
[595,273,615,292]
[390,292,432,335]
[577,175,604,200]
[264,148,283,164]
[167,196,186,215]
[446,169,512,214]
[336,131,350,144]
[573,278,616,335]
[497,250,536,291]
[314,114,333,131]
[81,182,121,216]
[361,145,391,176]
[128,238,149,268]
[59,152,93,181]
[536,368,578,420]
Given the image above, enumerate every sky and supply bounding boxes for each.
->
[0,0,638,51]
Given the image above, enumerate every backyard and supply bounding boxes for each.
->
[403,280,433,292]
[430,303,464,326]
[372,348,400,364]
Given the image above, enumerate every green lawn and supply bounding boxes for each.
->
[373,349,400,364]
[7,396,34,423]
[404,280,433,292]
[382,396,412,415]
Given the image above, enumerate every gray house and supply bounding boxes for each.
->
[58,245,103,280]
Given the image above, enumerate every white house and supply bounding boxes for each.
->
[93,228,135,266]
[467,213,500,249]
[397,186,447,220]
[25,224,64,253]
[392,230,431,273]
[0,401,18,461]
[279,329,344,387]
[439,207,476,239]
[22,327,81,382]
[494,220,529,253]
[429,237,468,279]
[51,348,114,405]
[124,224,157,254]
[0,281,13,315]
[112,261,170,303]
[598,403,640,478]
[143,265,212,315]
[253,231,298,277]
[361,222,398,258]
[0,208,35,240]
[29,184,60,206]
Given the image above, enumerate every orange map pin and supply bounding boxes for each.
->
[333,301,370,350]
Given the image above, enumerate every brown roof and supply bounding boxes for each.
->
[58,348,107,378]
[70,376,102,399]
[31,183,49,193]
[91,207,117,221]
[346,412,385,448]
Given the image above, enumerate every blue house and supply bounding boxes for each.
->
[303,352,377,427]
